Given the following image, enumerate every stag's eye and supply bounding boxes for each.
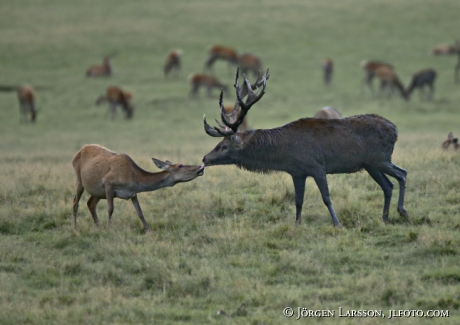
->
[178,164,184,168]
[221,145,227,151]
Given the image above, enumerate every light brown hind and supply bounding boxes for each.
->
[72,144,204,232]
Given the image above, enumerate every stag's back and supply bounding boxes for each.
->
[242,114,397,174]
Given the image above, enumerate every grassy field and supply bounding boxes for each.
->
[1,0,460,324]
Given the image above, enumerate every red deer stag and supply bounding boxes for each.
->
[96,86,134,120]
[18,85,38,123]
[202,68,409,227]
[322,58,334,86]
[374,66,408,100]
[86,55,112,77]
[361,60,394,94]
[188,73,228,98]
[164,49,182,78]
[442,132,459,150]
[313,106,342,119]
[406,68,437,100]
[204,45,238,73]
[72,144,204,232]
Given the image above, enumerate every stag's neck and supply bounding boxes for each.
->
[237,129,292,173]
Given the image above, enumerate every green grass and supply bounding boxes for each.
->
[1,0,460,324]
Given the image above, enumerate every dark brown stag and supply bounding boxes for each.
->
[202,68,409,227]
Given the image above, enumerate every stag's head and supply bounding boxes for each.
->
[202,68,269,167]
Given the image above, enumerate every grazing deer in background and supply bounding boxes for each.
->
[72,144,204,232]
[374,66,408,100]
[96,86,134,120]
[188,73,228,98]
[86,55,112,77]
[322,58,334,86]
[17,85,38,123]
[237,52,262,77]
[202,68,408,227]
[361,60,394,94]
[454,40,460,83]
[406,68,437,100]
[431,44,455,56]
[204,45,238,73]
[442,132,459,150]
[164,49,182,78]
[313,106,342,119]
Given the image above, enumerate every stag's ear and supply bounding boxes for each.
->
[231,135,245,148]
[152,158,171,170]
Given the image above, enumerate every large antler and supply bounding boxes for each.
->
[203,68,269,137]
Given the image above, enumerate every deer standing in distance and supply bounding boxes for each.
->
[442,132,459,150]
[430,44,456,56]
[164,49,182,78]
[361,60,394,94]
[374,66,408,100]
[237,52,263,77]
[454,39,460,83]
[322,58,333,86]
[18,85,38,123]
[204,45,238,73]
[313,106,342,119]
[72,144,204,232]
[406,68,437,100]
[188,73,228,98]
[86,55,112,77]
[202,68,409,227]
[96,86,134,120]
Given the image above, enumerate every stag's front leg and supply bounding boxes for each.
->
[291,175,307,225]
[313,174,342,227]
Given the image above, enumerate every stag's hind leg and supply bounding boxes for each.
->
[382,163,409,218]
[312,174,342,227]
[365,166,394,222]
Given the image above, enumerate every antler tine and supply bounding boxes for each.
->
[203,115,236,137]
[218,68,269,132]
[203,115,225,137]
[235,69,268,111]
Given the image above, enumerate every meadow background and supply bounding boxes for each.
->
[1,0,460,324]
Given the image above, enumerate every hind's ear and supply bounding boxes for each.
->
[152,158,171,170]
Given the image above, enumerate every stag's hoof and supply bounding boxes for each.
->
[398,208,409,218]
